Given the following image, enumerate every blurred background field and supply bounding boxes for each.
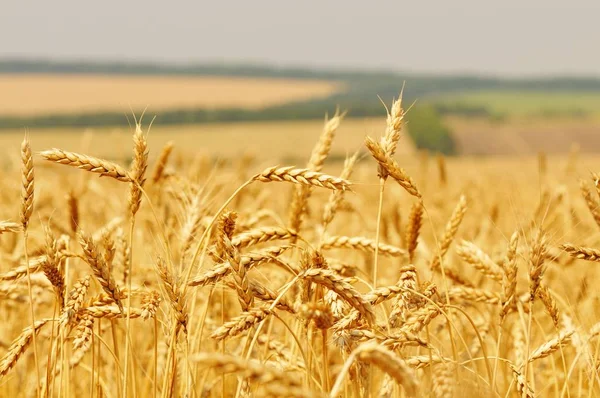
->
[0,74,341,116]
[3,1,600,161]
[3,60,600,158]
[0,117,409,164]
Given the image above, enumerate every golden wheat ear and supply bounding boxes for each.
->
[128,122,148,216]
[40,148,132,182]
[0,320,49,377]
[21,137,34,230]
[78,231,124,312]
[253,166,351,190]
[365,136,421,197]
[151,140,174,184]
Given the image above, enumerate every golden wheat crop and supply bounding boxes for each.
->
[0,97,599,398]
[0,74,341,116]
[0,117,407,164]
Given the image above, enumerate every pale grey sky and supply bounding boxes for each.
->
[2,0,599,76]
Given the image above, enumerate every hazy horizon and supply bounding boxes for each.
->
[3,0,600,78]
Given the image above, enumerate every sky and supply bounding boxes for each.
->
[2,0,600,77]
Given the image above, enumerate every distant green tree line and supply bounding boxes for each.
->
[4,60,600,93]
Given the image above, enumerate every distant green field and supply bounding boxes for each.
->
[433,91,600,118]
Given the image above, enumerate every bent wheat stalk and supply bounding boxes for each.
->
[40,149,132,182]
[321,235,406,257]
[330,342,417,397]
[300,268,375,324]
[253,166,351,190]
[561,243,600,262]
[0,319,49,378]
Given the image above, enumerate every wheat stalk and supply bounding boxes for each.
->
[79,232,123,311]
[500,231,519,321]
[151,141,174,183]
[331,342,417,397]
[40,149,132,182]
[0,221,21,234]
[253,166,351,190]
[365,136,421,197]
[289,111,343,237]
[189,246,290,286]
[156,257,187,333]
[406,201,423,262]
[561,243,600,262]
[128,122,148,216]
[0,320,48,377]
[191,353,306,397]
[211,306,273,340]
[430,194,468,273]
[300,268,375,324]
[320,235,406,257]
[529,229,547,300]
[322,152,359,228]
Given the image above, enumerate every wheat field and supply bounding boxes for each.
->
[0,117,411,164]
[0,74,340,116]
[0,97,599,398]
